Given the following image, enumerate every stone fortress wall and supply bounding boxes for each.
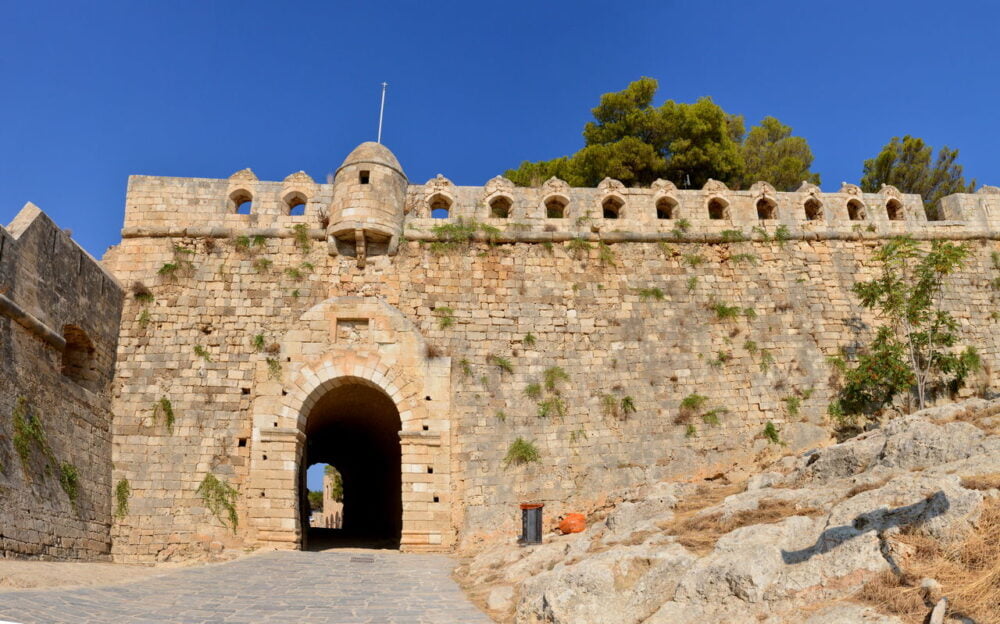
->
[5,142,999,563]
[0,203,123,559]
[99,142,1000,562]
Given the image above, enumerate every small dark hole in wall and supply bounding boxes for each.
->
[425,396,432,401]
[433,496,440,503]
[273,422,278,427]
[360,170,370,184]
[286,357,291,362]
[241,387,250,395]
[281,389,287,396]
[422,425,429,431]
[238,438,247,447]
[263,454,268,460]
[427,466,433,474]
[260,491,266,497]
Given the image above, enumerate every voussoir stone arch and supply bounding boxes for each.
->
[282,357,422,431]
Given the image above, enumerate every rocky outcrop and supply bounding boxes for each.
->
[455,399,1000,623]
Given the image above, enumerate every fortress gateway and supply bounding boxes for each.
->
[3,142,1000,561]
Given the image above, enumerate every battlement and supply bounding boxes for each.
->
[120,144,1000,248]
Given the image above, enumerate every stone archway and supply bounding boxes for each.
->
[300,377,403,547]
[244,297,454,552]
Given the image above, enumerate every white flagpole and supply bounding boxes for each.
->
[377,82,388,144]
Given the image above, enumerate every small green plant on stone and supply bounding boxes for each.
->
[543,366,569,392]
[252,258,272,274]
[292,289,301,298]
[537,396,566,419]
[233,235,252,252]
[637,287,665,301]
[774,225,791,245]
[153,397,175,432]
[131,281,155,303]
[158,262,179,277]
[601,393,619,419]
[759,350,775,372]
[291,224,311,253]
[743,307,757,320]
[115,478,131,518]
[672,218,692,239]
[13,396,53,473]
[252,334,266,352]
[686,276,698,293]
[752,226,771,242]
[569,428,588,443]
[59,462,80,507]
[504,437,539,466]
[435,306,456,329]
[658,241,676,256]
[701,408,726,426]
[480,223,501,245]
[495,410,507,422]
[710,302,742,321]
[252,235,267,248]
[762,421,784,445]
[721,229,745,243]
[194,345,211,362]
[197,473,239,533]
[489,354,513,374]
[620,395,636,416]
[782,396,801,418]
[678,393,708,424]
[266,358,282,380]
[730,253,759,266]
[524,383,542,400]
[743,339,758,355]
[459,358,472,378]
[567,238,592,257]
[598,242,616,267]
[685,424,697,438]
[709,351,732,368]
[138,309,151,329]
[683,253,706,268]
[285,267,303,281]
[523,332,536,347]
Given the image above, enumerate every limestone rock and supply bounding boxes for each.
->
[515,545,694,624]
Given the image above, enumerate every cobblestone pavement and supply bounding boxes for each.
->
[0,551,493,624]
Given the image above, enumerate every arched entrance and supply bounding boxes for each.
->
[300,378,402,548]
[245,298,456,552]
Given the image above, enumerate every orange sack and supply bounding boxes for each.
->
[558,513,586,534]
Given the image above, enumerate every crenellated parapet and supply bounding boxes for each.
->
[119,142,1000,253]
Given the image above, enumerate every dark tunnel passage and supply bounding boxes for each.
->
[301,380,402,549]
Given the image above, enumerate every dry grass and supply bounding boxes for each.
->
[960,473,1000,491]
[846,476,893,498]
[424,343,445,359]
[855,497,1000,624]
[659,496,822,555]
[952,403,1000,434]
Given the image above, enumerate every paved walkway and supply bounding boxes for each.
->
[0,551,493,624]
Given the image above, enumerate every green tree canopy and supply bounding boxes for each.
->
[738,116,820,191]
[860,136,975,218]
[307,490,323,512]
[505,77,820,190]
[324,464,343,502]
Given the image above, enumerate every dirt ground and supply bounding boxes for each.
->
[0,559,191,590]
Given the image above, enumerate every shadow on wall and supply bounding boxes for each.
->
[781,491,950,565]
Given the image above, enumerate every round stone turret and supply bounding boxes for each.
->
[328,142,407,263]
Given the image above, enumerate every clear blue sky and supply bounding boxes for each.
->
[2,0,997,258]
